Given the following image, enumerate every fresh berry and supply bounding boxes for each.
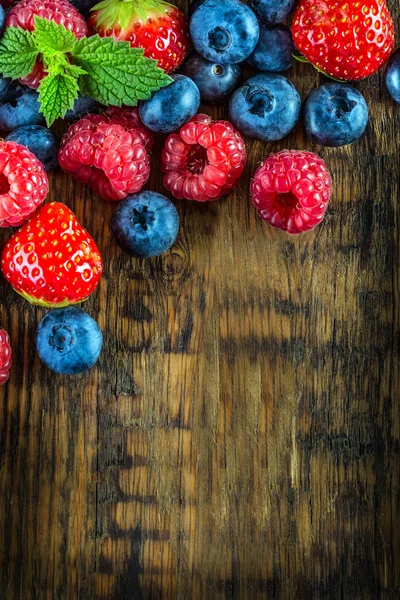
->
[247,25,295,73]
[229,74,301,142]
[0,141,48,228]
[59,113,152,202]
[89,0,189,74]
[0,5,5,34]
[0,81,43,132]
[0,328,12,385]
[103,106,153,150]
[292,0,395,81]
[111,191,179,258]
[36,308,103,375]
[181,52,242,105]
[386,49,400,104]
[189,0,259,65]
[304,83,369,147]
[248,0,296,26]
[65,95,103,122]
[6,0,88,89]
[0,77,11,102]
[6,125,59,171]
[1,202,103,306]
[250,150,332,234]
[162,114,247,202]
[139,74,200,133]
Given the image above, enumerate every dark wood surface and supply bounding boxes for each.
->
[1,1,400,598]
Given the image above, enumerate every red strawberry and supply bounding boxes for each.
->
[1,202,103,307]
[89,0,189,74]
[292,0,395,81]
[6,0,88,89]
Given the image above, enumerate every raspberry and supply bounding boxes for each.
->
[103,106,153,150]
[0,141,49,228]
[162,114,247,202]
[250,150,332,234]
[0,328,12,385]
[7,0,88,90]
[59,113,151,202]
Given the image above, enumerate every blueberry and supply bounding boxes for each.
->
[68,0,98,18]
[189,0,205,17]
[248,0,296,26]
[247,25,295,72]
[304,83,369,147]
[36,308,103,375]
[181,52,242,104]
[189,0,260,65]
[65,94,103,121]
[0,78,11,102]
[111,191,180,259]
[0,5,5,34]
[6,125,59,171]
[0,82,43,132]
[229,73,301,142]
[139,75,200,133]
[386,49,400,104]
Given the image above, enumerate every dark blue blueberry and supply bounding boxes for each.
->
[304,83,369,147]
[139,75,200,133]
[0,78,11,102]
[65,94,103,121]
[189,0,205,17]
[0,5,5,35]
[69,0,98,18]
[229,73,300,141]
[386,49,400,104]
[189,0,260,65]
[36,308,103,375]
[111,191,179,259]
[6,125,59,171]
[247,25,295,72]
[181,52,242,104]
[0,82,43,132]
[248,0,296,25]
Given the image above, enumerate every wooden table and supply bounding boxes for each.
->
[1,1,400,598]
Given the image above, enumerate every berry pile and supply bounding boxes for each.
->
[0,0,397,379]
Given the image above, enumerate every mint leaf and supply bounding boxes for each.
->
[0,27,39,79]
[33,16,76,54]
[38,73,79,126]
[71,35,172,107]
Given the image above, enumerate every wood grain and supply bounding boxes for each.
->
[1,1,400,598]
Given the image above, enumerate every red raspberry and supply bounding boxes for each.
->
[6,0,88,89]
[162,114,247,202]
[103,106,153,150]
[59,113,151,202]
[0,141,49,228]
[0,328,12,385]
[250,150,332,234]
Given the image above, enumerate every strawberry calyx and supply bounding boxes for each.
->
[91,0,176,31]
[16,289,88,308]
[293,55,347,83]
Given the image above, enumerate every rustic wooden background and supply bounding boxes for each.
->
[1,0,400,598]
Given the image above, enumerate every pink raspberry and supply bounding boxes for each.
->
[0,328,12,385]
[250,150,332,234]
[103,106,153,151]
[162,114,247,202]
[59,113,151,202]
[0,141,49,228]
[7,0,88,89]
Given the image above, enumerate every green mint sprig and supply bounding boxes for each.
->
[0,16,173,126]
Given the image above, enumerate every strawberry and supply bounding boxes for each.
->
[1,202,103,307]
[292,0,395,81]
[88,0,189,74]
